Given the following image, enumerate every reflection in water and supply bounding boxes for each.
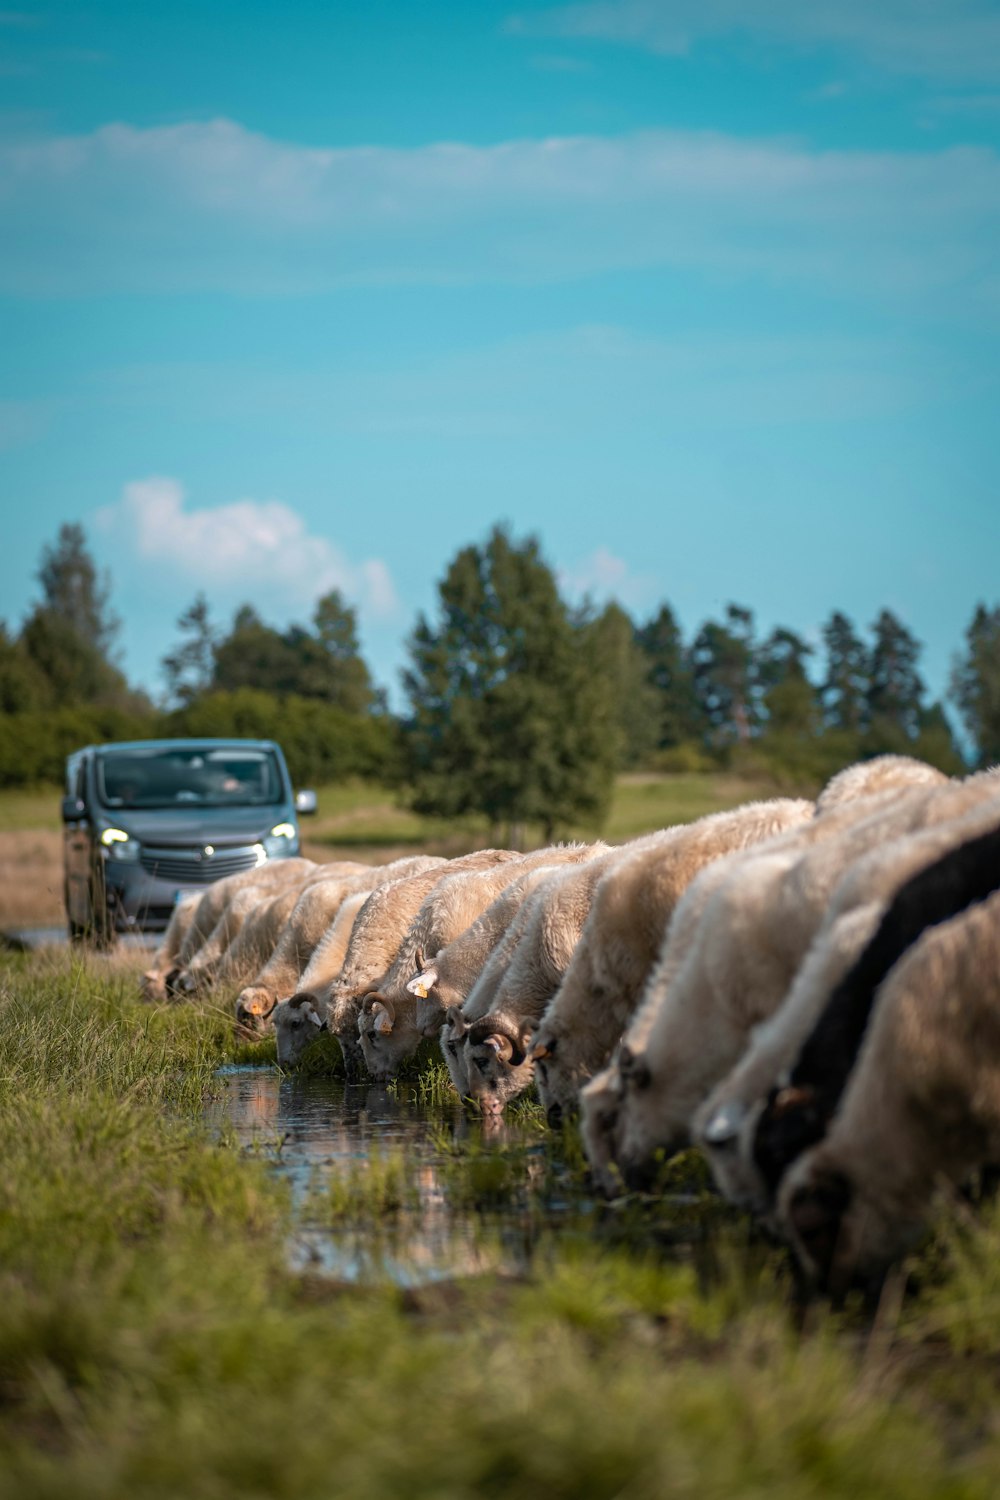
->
[208,1067,588,1286]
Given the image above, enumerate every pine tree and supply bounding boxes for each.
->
[758,627,819,737]
[36,522,119,657]
[635,604,702,748]
[20,523,136,708]
[585,602,660,769]
[690,604,759,746]
[308,590,376,714]
[161,594,217,708]
[865,609,925,744]
[403,527,618,842]
[820,611,868,733]
[950,602,1000,765]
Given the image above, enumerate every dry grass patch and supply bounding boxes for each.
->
[0,830,64,927]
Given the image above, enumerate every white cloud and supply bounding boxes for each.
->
[560,546,656,611]
[0,118,997,316]
[96,476,399,620]
[507,1,1000,84]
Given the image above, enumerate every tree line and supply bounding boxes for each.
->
[2,523,998,835]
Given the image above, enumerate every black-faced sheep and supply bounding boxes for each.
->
[698,794,1000,1216]
[778,886,1000,1297]
[594,771,993,1194]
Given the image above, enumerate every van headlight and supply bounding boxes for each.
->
[100,828,141,862]
[261,822,299,859]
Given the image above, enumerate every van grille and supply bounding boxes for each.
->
[140,845,262,883]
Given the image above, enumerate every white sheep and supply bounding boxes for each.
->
[777,883,1000,1297]
[530,798,815,1125]
[579,757,953,1190]
[358,844,605,1081]
[273,889,370,1067]
[696,784,1000,1216]
[154,856,318,993]
[411,863,583,1035]
[598,769,991,1194]
[234,855,446,1033]
[310,849,523,1076]
[204,879,317,993]
[141,892,201,1002]
[437,868,563,1097]
[169,859,365,994]
[813,753,946,816]
[453,832,683,1117]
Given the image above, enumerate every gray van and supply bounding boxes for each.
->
[62,738,316,945]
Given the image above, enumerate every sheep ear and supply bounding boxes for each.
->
[530,1041,551,1062]
[406,966,438,999]
[371,999,395,1035]
[445,1009,468,1040]
[303,1001,325,1029]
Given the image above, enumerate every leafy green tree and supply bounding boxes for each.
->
[0,623,49,713]
[209,594,376,712]
[585,602,661,769]
[161,594,218,708]
[819,611,868,733]
[635,604,703,748]
[403,527,618,842]
[211,606,301,697]
[865,609,925,743]
[950,602,1000,766]
[690,604,759,746]
[300,591,376,714]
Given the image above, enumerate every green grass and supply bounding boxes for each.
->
[5,947,1000,1498]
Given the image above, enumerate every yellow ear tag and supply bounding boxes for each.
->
[413,980,429,999]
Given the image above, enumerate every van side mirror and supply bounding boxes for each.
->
[62,795,86,822]
[294,789,317,816]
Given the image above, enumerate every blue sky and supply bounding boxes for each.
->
[2,0,998,713]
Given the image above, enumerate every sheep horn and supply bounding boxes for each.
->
[485,1033,514,1063]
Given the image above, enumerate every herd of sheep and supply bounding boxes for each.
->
[140,753,1000,1300]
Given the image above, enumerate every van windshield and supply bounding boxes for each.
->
[96,748,284,810]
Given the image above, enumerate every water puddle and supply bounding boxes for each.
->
[208,1066,601,1286]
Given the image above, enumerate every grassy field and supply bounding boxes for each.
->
[3,946,1000,1497]
[0,772,794,929]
